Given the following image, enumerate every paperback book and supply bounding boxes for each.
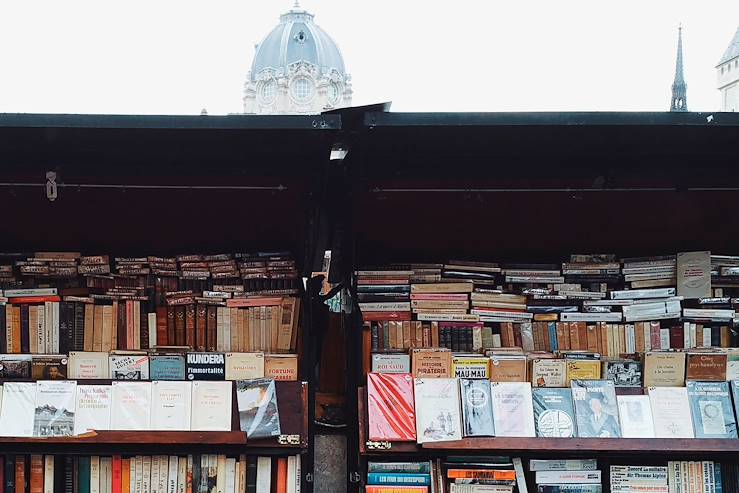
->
[686,380,737,438]
[414,378,462,443]
[648,386,694,438]
[236,378,281,439]
[571,380,621,438]
[616,395,655,438]
[73,384,112,435]
[532,388,576,438]
[367,372,416,442]
[459,378,495,437]
[490,382,535,437]
[33,380,77,437]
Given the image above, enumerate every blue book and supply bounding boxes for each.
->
[149,354,186,380]
[714,462,722,493]
[687,381,737,438]
[548,322,558,352]
[366,473,431,486]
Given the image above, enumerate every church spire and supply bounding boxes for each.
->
[670,25,688,112]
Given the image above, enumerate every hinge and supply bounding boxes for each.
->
[277,434,301,445]
[365,440,392,450]
[45,171,58,202]
[349,472,362,483]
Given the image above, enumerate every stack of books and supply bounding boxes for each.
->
[531,459,601,493]
[610,465,668,493]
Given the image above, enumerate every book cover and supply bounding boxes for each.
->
[264,354,298,381]
[676,251,711,299]
[225,353,265,381]
[0,382,36,436]
[68,352,109,379]
[186,352,225,381]
[236,378,281,439]
[686,381,737,438]
[411,349,451,378]
[33,380,76,437]
[532,388,576,438]
[414,378,462,443]
[366,473,430,486]
[686,352,727,381]
[110,382,152,430]
[535,471,601,484]
[0,355,31,379]
[371,354,411,374]
[151,381,192,431]
[109,354,150,380]
[565,360,601,386]
[643,352,686,387]
[73,385,112,435]
[571,380,621,438]
[453,356,490,379]
[459,378,495,437]
[616,395,655,438]
[190,381,232,431]
[531,359,567,388]
[366,372,416,442]
[149,354,186,380]
[529,459,598,471]
[603,360,642,387]
[490,355,527,382]
[647,386,694,438]
[30,355,68,380]
[490,382,535,437]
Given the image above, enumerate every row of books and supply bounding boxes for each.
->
[0,294,301,355]
[0,351,298,381]
[367,374,739,442]
[377,347,735,388]
[0,378,281,439]
[0,453,300,493]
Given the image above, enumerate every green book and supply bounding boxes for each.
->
[77,456,91,493]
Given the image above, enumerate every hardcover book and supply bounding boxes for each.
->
[643,352,686,387]
[149,354,186,380]
[371,353,411,374]
[236,378,281,438]
[571,380,621,438]
[616,395,655,438]
[490,381,535,437]
[264,354,298,381]
[453,356,490,379]
[686,352,727,381]
[109,353,150,380]
[531,359,567,388]
[30,355,68,380]
[603,360,641,387]
[676,251,711,299]
[459,378,495,437]
[190,381,232,431]
[73,385,112,435]
[414,378,462,443]
[110,381,152,430]
[186,352,225,381]
[647,386,694,438]
[367,372,416,442]
[0,382,36,436]
[33,380,77,437]
[532,388,576,438]
[686,381,737,438]
[411,348,452,378]
[150,381,192,431]
[225,353,265,381]
[68,352,109,379]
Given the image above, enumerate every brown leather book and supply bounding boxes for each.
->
[206,305,217,351]
[568,322,580,350]
[175,305,186,346]
[185,303,196,349]
[156,306,168,347]
[84,304,95,351]
[139,304,149,350]
[29,455,42,493]
[196,304,207,351]
[586,324,599,353]
[167,306,176,347]
[15,455,26,493]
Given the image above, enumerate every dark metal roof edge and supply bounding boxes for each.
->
[363,111,739,128]
[0,113,341,131]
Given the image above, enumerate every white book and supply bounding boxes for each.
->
[0,382,36,436]
[100,457,112,493]
[69,351,110,379]
[167,456,178,493]
[111,382,152,430]
[286,456,296,493]
[648,387,694,438]
[683,322,691,350]
[151,381,192,431]
[129,456,136,493]
[294,454,301,493]
[225,458,236,493]
[677,251,711,299]
[34,380,77,437]
[256,457,271,493]
[90,456,101,493]
[148,312,157,349]
[617,395,655,438]
[611,288,676,300]
[44,302,53,354]
[217,307,225,352]
[159,456,170,493]
[490,382,535,437]
[177,456,187,493]
[528,459,598,471]
[52,301,60,353]
[74,385,112,435]
[143,456,152,493]
[560,312,622,322]
[535,470,602,484]
[216,454,226,493]
[151,455,161,493]
[190,381,233,431]
[37,306,45,356]
[134,455,143,493]
[414,378,462,443]
[44,455,55,493]
[223,308,231,353]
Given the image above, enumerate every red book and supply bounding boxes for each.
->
[156,306,168,347]
[366,372,416,442]
[112,455,122,493]
[9,296,61,304]
[670,324,684,349]
[650,321,661,349]
[276,458,287,493]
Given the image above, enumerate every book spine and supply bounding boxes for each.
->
[29,455,43,493]
[206,306,217,352]
[43,456,54,493]
[186,304,196,350]
[20,304,30,353]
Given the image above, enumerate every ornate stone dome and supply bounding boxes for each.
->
[243,2,352,114]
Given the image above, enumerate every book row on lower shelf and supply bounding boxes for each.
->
[0,378,284,439]
[0,452,301,493]
[365,458,736,493]
[366,374,739,442]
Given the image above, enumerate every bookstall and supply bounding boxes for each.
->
[0,113,341,492]
[343,111,739,493]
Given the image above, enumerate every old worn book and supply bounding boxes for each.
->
[367,372,416,442]
[68,351,109,379]
[616,395,655,438]
[225,352,265,380]
[33,380,76,437]
[410,283,473,294]
[151,381,192,431]
[565,359,601,386]
[411,348,452,378]
[453,355,490,379]
[414,378,462,443]
[73,385,112,435]
[109,353,149,380]
[490,381,535,437]
[571,380,621,438]
[677,251,711,299]
[190,381,232,431]
[686,381,737,438]
[459,378,495,437]
[686,351,727,381]
[532,388,576,438]
[0,382,36,436]
[185,352,225,380]
[490,355,527,382]
[30,355,68,380]
[264,354,298,381]
[236,378,281,439]
[643,352,686,387]
[531,359,567,388]
[648,386,694,438]
[110,381,152,430]
[603,360,642,387]
[371,353,411,373]
[149,353,186,380]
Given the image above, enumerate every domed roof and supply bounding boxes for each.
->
[249,4,346,79]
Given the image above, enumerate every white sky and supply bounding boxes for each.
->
[0,0,737,115]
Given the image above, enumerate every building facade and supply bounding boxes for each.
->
[243,3,352,115]
[717,28,739,112]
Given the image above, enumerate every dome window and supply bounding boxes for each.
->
[291,77,314,103]
[259,80,277,104]
[294,31,308,44]
[328,82,341,105]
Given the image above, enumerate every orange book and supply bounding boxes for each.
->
[29,455,43,493]
[15,455,26,493]
[276,457,288,493]
[121,458,131,493]
[9,296,62,304]
[11,306,21,353]
[447,469,516,481]
[112,455,122,493]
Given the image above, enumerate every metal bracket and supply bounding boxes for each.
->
[278,434,301,445]
[365,440,392,450]
[45,171,58,202]
[305,472,314,483]
[349,472,362,483]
